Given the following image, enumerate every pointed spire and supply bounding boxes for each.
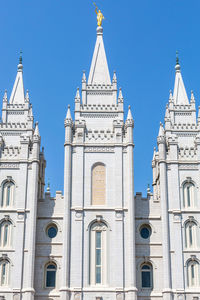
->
[118,88,123,101]
[66,105,72,120]
[9,51,25,104]
[34,122,40,137]
[169,90,173,102]
[82,71,86,83]
[165,104,169,119]
[88,27,111,85]
[75,87,80,103]
[173,52,189,105]
[29,104,33,118]
[112,71,117,83]
[158,122,164,137]
[127,105,133,120]
[3,90,7,102]
[190,90,195,103]
[25,89,29,102]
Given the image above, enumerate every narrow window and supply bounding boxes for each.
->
[0,221,12,248]
[92,164,106,205]
[45,263,56,288]
[1,181,14,208]
[185,222,197,249]
[90,222,107,286]
[0,260,9,286]
[95,231,102,284]
[188,261,200,287]
[187,186,191,207]
[141,264,153,288]
[183,183,195,208]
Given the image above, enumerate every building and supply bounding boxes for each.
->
[0,21,200,300]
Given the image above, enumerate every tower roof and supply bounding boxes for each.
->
[173,53,189,105]
[88,27,111,85]
[9,52,25,104]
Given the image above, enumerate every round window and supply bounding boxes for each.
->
[47,224,58,238]
[140,225,151,239]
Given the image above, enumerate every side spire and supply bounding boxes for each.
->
[173,51,189,105]
[9,51,25,104]
[66,105,72,120]
[88,27,111,85]
[127,105,133,120]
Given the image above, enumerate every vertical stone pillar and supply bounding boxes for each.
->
[125,117,137,300]
[60,116,73,300]
[157,134,172,300]
[25,133,40,300]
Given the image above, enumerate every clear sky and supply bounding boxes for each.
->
[0,0,200,195]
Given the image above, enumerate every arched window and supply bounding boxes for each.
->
[45,262,57,288]
[92,164,106,205]
[183,182,195,208]
[187,260,200,287]
[0,259,9,286]
[1,181,14,207]
[141,263,153,288]
[90,221,107,285]
[185,221,198,249]
[0,221,12,248]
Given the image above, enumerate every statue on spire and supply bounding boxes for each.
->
[93,2,105,27]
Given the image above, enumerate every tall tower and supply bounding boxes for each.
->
[0,56,45,300]
[152,56,200,299]
[60,25,136,300]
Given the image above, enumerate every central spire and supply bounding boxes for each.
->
[88,26,111,85]
[173,52,189,105]
[9,51,25,104]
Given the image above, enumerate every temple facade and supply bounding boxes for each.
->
[0,24,200,300]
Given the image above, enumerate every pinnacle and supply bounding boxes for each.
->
[34,122,40,137]
[127,105,133,120]
[66,105,72,120]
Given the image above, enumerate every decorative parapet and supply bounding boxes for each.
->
[1,146,20,158]
[178,147,197,159]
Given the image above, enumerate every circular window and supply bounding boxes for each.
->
[46,224,58,238]
[140,225,151,239]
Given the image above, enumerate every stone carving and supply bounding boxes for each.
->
[85,147,114,153]
[0,163,19,169]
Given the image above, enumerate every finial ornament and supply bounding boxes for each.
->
[93,2,105,27]
[176,50,179,65]
[19,50,22,64]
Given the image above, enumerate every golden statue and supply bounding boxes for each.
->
[93,2,105,27]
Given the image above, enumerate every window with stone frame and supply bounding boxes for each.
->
[187,260,200,287]
[185,220,198,249]
[1,181,14,208]
[0,220,12,248]
[0,259,9,286]
[90,221,107,285]
[45,262,57,288]
[141,263,153,289]
[183,182,195,209]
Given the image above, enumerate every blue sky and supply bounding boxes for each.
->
[0,0,200,195]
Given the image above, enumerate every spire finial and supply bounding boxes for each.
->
[18,50,23,71]
[175,51,181,72]
[176,51,179,65]
[93,2,105,27]
[19,50,22,64]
